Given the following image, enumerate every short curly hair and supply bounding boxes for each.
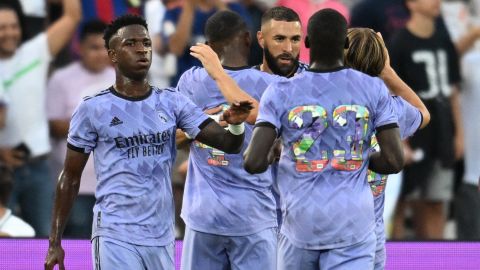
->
[103,14,148,49]
[344,28,387,76]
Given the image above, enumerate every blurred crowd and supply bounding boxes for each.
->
[0,0,479,242]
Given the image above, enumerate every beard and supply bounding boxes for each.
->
[263,47,299,77]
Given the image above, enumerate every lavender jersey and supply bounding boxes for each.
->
[67,86,209,246]
[368,96,422,251]
[177,66,281,235]
[256,68,399,249]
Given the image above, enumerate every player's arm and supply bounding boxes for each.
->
[243,124,277,174]
[380,65,430,129]
[378,32,430,129]
[195,101,252,154]
[45,149,89,270]
[369,126,404,174]
[46,0,82,57]
[190,43,259,124]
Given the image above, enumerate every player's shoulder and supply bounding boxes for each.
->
[82,87,113,103]
[179,66,208,82]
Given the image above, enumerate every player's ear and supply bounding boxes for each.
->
[344,37,350,49]
[205,40,210,45]
[108,49,117,63]
[305,36,310,48]
[257,31,264,49]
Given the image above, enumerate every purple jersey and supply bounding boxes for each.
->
[67,86,209,246]
[256,68,399,249]
[177,66,281,236]
[368,95,422,251]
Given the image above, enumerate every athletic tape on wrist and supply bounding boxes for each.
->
[228,123,245,135]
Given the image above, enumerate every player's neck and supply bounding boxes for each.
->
[407,14,435,39]
[220,54,248,68]
[114,76,150,98]
[309,60,343,72]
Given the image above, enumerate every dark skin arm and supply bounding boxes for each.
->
[45,149,89,270]
[195,101,253,154]
[368,127,405,174]
[243,125,277,174]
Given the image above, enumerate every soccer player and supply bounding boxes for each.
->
[44,15,252,270]
[345,27,430,270]
[255,6,307,77]
[244,9,404,269]
[177,11,279,270]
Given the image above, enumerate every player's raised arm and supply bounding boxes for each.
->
[46,0,82,57]
[377,32,430,129]
[45,149,89,270]
[243,124,277,174]
[190,43,259,124]
[195,101,253,154]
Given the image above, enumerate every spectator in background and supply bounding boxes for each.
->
[46,20,114,238]
[389,0,463,240]
[441,0,480,240]
[160,0,251,86]
[80,0,141,24]
[350,0,410,42]
[146,0,177,88]
[0,0,81,237]
[0,164,35,237]
[275,0,350,63]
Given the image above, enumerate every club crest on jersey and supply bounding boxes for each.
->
[158,111,169,123]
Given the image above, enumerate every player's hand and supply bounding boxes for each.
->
[377,32,393,80]
[204,106,228,127]
[223,101,253,125]
[44,245,65,270]
[190,43,225,81]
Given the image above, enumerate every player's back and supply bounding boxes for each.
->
[260,67,398,249]
[177,66,281,236]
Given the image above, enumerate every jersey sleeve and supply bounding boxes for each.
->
[391,96,422,139]
[256,82,284,135]
[174,91,209,139]
[67,100,97,154]
[373,80,399,131]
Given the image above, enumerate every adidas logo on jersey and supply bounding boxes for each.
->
[110,116,123,127]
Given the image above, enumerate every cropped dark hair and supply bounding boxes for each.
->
[0,164,13,206]
[205,11,248,43]
[307,9,347,65]
[80,20,107,41]
[103,14,148,49]
[261,6,300,25]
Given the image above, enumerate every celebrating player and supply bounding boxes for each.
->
[177,11,280,270]
[44,15,252,270]
[255,6,307,77]
[244,9,404,269]
[345,27,431,270]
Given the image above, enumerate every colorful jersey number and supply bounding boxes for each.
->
[194,104,230,166]
[288,106,328,172]
[367,135,388,196]
[332,105,370,171]
[288,104,370,172]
